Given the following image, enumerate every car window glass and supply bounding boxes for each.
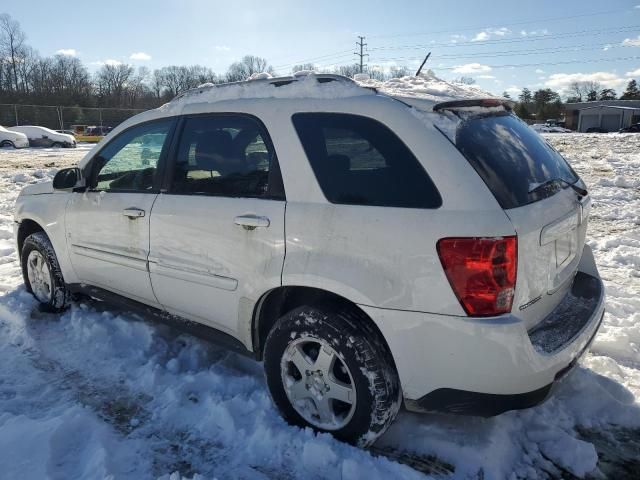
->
[171,115,283,199]
[93,120,172,192]
[453,113,578,209]
[292,113,441,208]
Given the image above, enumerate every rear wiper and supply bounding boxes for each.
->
[528,178,587,198]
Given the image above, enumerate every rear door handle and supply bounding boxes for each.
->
[123,207,145,219]
[234,214,270,230]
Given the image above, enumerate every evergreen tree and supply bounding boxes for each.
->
[518,88,532,104]
[599,88,617,100]
[621,80,640,100]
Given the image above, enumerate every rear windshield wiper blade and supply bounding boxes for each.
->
[528,178,587,198]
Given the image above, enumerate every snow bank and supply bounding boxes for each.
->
[1,135,640,479]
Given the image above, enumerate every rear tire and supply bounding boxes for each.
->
[21,231,69,312]
[264,304,401,447]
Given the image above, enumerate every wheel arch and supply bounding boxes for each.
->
[251,285,396,367]
[17,218,46,260]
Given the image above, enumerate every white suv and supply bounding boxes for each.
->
[9,125,76,148]
[14,74,604,446]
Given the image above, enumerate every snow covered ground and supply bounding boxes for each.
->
[0,134,639,479]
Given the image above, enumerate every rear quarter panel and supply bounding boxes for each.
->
[266,95,516,314]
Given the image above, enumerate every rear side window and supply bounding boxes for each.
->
[292,113,441,208]
[453,113,578,209]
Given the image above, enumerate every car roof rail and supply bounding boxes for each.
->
[170,73,359,103]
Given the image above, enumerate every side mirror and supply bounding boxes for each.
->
[53,167,86,192]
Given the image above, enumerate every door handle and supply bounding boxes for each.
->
[123,207,145,219]
[234,214,270,230]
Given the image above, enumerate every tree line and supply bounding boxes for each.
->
[505,79,640,121]
[0,13,411,111]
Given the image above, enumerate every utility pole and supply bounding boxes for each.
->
[354,36,368,73]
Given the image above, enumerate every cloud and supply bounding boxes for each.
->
[472,27,511,42]
[452,63,492,74]
[476,74,495,79]
[129,52,151,61]
[214,45,231,51]
[622,36,640,47]
[449,34,467,44]
[55,49,77,56]
[504,86,521,95]
[626,67,640,77]
[91,59,123,67]
[545,71,628,91]
[535,69,545,74]
[519,29,549,37]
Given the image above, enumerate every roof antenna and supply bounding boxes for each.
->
[415,52,431,76]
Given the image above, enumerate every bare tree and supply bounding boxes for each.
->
[389,66,410,78]
[291,63,315,74]
[95,63,134,106]
[0,13,27,92]
[226,55,274,82]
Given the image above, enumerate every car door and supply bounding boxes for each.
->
[65,118,175,306]
[148,114,286,339]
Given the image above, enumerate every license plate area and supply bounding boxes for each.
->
[555,230,577,268]
[541,208,581,292]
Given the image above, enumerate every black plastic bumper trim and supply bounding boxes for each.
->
[409,308,604,417]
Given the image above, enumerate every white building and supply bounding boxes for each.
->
[564,100,640,132]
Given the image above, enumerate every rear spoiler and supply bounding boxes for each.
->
[433,98,515,112]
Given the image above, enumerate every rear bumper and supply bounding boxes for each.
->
[360,244,605,416]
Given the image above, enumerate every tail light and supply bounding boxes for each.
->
[437,236,517,317]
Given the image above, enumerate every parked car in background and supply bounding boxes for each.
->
[14,74,604,447]
[56,129,77,137]
[619,123,640,133]
[0,125,29,148]
[8,125,76,148]
[531,123,572,133]
[586,127,608,134]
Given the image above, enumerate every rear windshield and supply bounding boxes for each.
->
[452,112,578,209]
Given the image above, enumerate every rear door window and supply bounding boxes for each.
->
[452,113,579,209]
[170,115,284,199]
[292,113,441,208]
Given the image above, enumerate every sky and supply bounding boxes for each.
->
[4,0,640,97]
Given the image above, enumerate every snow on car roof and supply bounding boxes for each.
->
[158,73,375,114]
[356,70,498,109]
[158,70,497,114]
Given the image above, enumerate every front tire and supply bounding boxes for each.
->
[0,140,15,148]
[51,142,62,148]
[21,231,69,312]
[264,304,401,447]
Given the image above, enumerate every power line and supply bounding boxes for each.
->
[355,36,369,73]
[272,49,354,70]
[374,42,638,62]
[434,55,640,71]
[272,24,640,73]
[368,8,628,39]
[368,24,640,51]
